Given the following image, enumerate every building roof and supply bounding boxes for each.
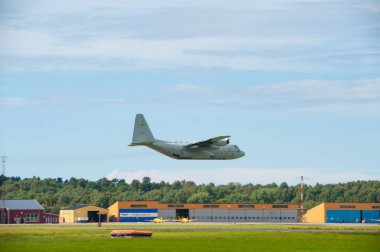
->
[108,201,298,210]
[0,199,44,210]
[44,213,59,217]
[61,204,90,210]
[309,202,380,211]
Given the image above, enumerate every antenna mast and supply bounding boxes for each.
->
[300,175,304,210]
[298,175,306,222]
[1,156,7,223]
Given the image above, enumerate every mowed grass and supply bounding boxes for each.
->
[2,223,380,231]
[1,227,379,252]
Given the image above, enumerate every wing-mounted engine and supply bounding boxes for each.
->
[213,137,230,146]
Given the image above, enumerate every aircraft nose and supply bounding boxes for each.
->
[240,151,245,157]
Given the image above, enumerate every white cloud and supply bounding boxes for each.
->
[0,0,341,15]
[163,78,380,113]
[168,83,211,94]
[106,167,379,185]
[2,78,379,113]
[0,33,319,71]
[0,96,86,107]
[0,0,378,72]
[0,97,26,107]
[251,78,380,102]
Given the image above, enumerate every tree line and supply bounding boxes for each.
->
[1,175,379,214]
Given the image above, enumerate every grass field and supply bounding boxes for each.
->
[1,224,379,252]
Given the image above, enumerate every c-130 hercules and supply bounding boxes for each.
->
[129,114,245,160]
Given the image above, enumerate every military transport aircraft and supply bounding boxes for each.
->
[129,114,245,160]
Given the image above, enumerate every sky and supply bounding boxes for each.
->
[0,0,379,185]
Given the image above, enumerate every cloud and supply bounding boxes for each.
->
[0,97,34,107]
[251,78,380,102]
[0,95,87,107]
[163,78,380,113]
[106,167,379,185]
[2,78,379,114]
[0,33,320,71]
[168,83,211,94]
[0,1,379,72]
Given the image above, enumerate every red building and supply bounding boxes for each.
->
[0,199,59,224]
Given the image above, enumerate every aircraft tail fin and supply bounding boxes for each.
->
[129,114,155,146]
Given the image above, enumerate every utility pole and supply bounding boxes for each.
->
[1,156,7,224]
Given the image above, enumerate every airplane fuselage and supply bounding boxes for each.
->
[148,140,244,160]
[129,114,245,160]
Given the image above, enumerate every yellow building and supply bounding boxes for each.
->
[303,203,380,223]
[59,204,108,223]
[108,201,298,223]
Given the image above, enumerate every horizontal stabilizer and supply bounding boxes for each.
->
[128,141,154,146]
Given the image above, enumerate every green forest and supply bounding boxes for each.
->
[1,176,379,214]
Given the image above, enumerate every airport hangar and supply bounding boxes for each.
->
[108,201,298,222]
[59,204,108,223]
[303,203,380,223]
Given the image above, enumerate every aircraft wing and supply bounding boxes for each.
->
[185,136,231,149]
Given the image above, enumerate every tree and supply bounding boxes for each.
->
[226,193,251,203]
[141,177,152,192]
[187,192,211,203]
[0,176,379,214]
